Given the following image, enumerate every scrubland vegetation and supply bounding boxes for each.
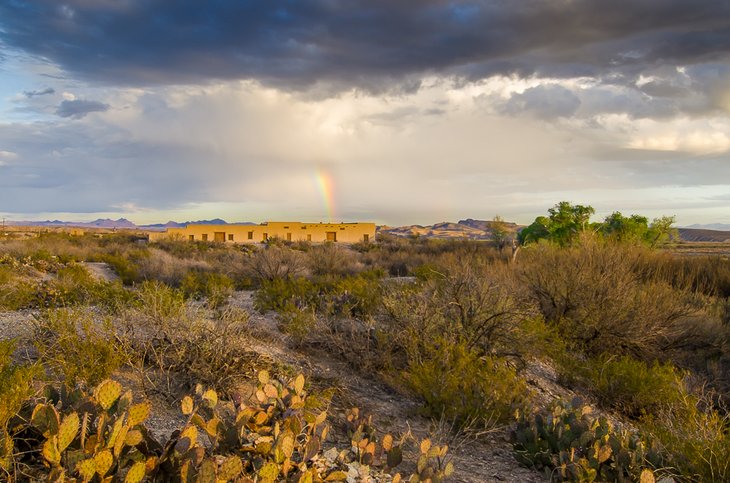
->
[1,204,729,481]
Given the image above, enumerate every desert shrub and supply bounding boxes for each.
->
[246,245,305,283]
[101,252,143,285]
[86,280,137,314]
[256,272,383,320]
[181,271,234,309]
[135,248,209,286]
[277,305,318,344]
[254,277,319,313]
[40,263,98,306]
[120,305,256,397]
[512,399,662,482]
[319,271,382,319]
[519,237,704,360]
[135,280,187,323]
[406,340,529,427]
[33,307,126,387]
[0,340,41,475]
[383,254,526,360]
[586,355,685,419]
[637,253,730,299]
[0,340,40,430]
[152,236,213,258]
[0,274,37,310]
[0,265,12,285]
[641,391,730,482]
[307,242,359,277]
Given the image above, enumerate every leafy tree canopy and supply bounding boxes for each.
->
[518,202,676,247]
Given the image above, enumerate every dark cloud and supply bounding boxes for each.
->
[56,99,109,118]
[0,1,728,92]
[24,87,55,97]
[501,85,581,119]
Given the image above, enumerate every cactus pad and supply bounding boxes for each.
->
[124,461,146,483]
[258,461,279,481]
[127,402,151,427]
[293,374,305,395]
[76,458,96,481]
[258,370,270,385]
[94,449,114,476]
[41,437,61,465]
[181,396,194,415]
[124,430,143,447]
[197,458,217,483]
[218,456,243,481]
[32,403,60,437]
[94,380,123,411]
[58,412,80,452]
[202,389,218,408]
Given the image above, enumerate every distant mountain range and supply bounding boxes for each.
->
[677,228,730,243]
[378,218,520,240]
[684,223,730,231]
[379,220,730,243]
[6,218,253,230]
[6,217,730,243]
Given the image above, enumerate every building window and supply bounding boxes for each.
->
[202,234,208,241]
[301,226,306,229]
[283,226,289,229]
[189,235,195,241]
[248,231,253,240]
[287,233,292,241]
[340,227,345,230]
[363,234,369,242]
[228,234,234,241]
[307,234,311,241]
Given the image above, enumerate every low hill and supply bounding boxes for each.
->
[678,228,730,243]
[379,219,521,240]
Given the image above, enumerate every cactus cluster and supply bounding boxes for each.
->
[6,371,454,482]
[157,369,334,481]
[511,398,662,482]
[31,379,157,482]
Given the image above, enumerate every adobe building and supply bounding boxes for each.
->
[148,221,376,244]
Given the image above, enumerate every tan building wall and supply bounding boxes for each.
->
[148,222,375,244]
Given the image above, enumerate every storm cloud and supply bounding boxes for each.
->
[24,87,55,98]
[56,99,110,118]
[1,1,729,91]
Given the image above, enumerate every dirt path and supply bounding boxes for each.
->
[82,262,120,282]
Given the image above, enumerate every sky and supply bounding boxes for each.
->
[1,0,729,226]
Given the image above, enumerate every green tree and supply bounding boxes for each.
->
[646,215,677,247]
[518,216,549,245]
[600,212,649,243]
[491,215,509,252]
[519,202,595,246]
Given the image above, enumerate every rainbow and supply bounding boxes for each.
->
[315,168,336,222]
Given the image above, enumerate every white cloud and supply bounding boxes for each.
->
[0,150,18,166]
[2,73,730,224]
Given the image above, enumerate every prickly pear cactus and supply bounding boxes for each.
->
[31,379,157,481]
[160,371,422,482]
[511,399,662,482]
